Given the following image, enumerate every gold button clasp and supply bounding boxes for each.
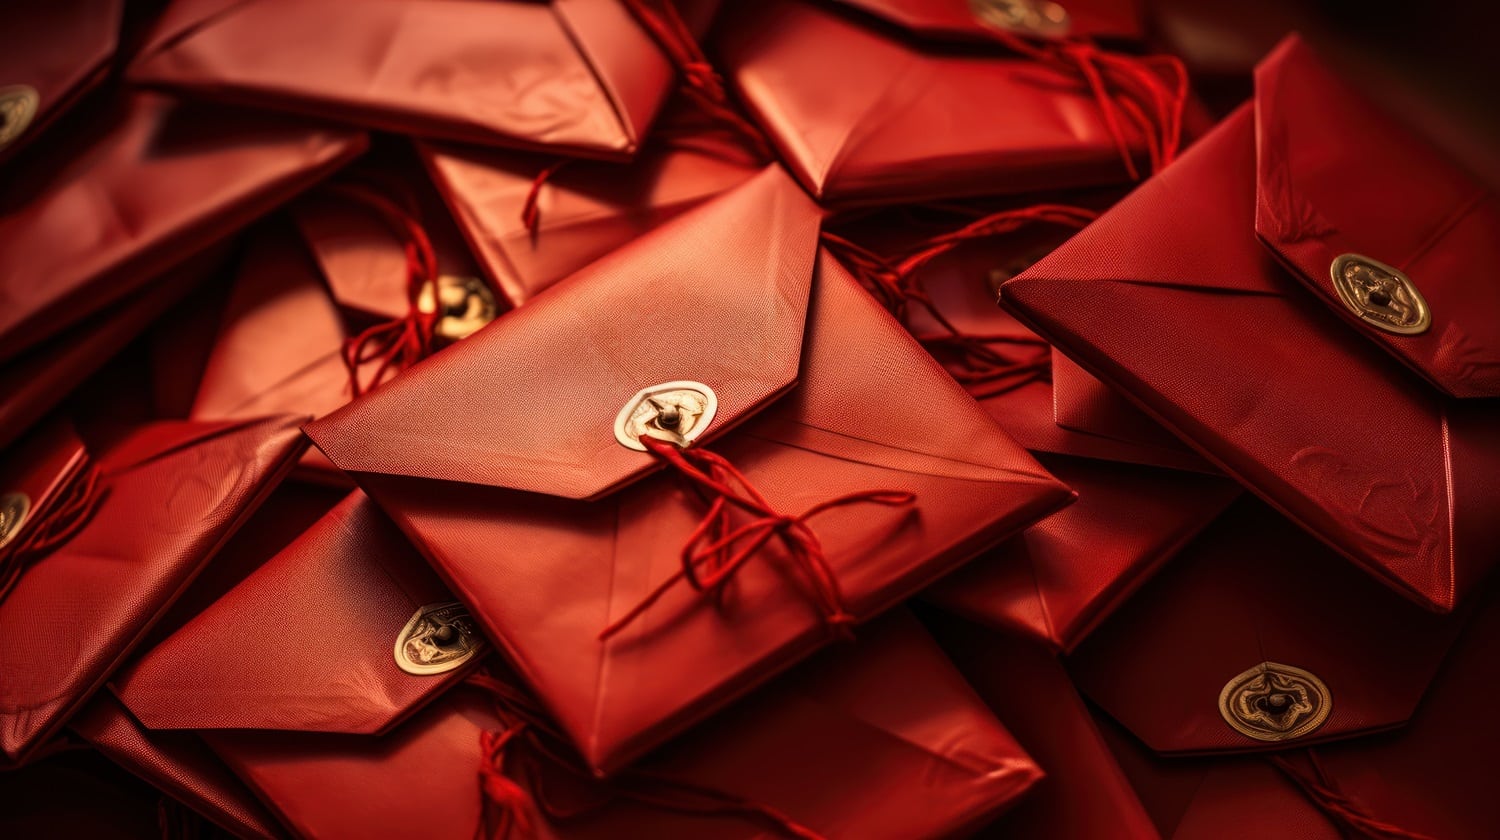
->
[394,602,484,676]
[1330,253,1430,335]
[970,0,1071,38]
[417,275,498,341]
[0,492,31,551]
[1219,661,1332,742]
[614,381,718,452]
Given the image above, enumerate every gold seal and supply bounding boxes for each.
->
[394,602,485,676]
[0,86,40,150]
[1329,253,1430,335]
[613,381,718,452]
[0,493,31,551]
[1219,662,1332,742]
[970,0,1071,38]
[417,275,498,342]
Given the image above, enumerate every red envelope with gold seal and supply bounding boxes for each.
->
[0,412,309,763]
[1071,498,1485,840]
[0,1,123,165]
[1001,36,1500,613]
[303,165,1073,774]
[146,610,1041,840]
[0,91,365,367]
[419,102,762,308]
[129,0,709,159]
[716,0,1188,206]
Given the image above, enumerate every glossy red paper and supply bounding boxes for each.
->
[420,105,760,307]
[130,0,686,158]
[208,612,1041,840]
[717,0,1153,204]
[0,414,308,761]
[305,166,1072,773]
[0,92,366,365]
[829,0,1144,43]
[1001,40,1500,612]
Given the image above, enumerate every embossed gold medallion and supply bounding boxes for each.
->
[394,602,484,676]
[0,86,40,150]
[1219,662,1331,742]
[417,274,498,341]
[614,381,718,451]
[1330,253,1430,335]
[0,492,31,551]
[970,0,1071,38]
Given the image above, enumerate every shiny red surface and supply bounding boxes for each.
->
[305,167,1071,773]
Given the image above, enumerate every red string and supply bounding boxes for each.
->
[157,797,205,840]
[519,160,571,236]
[0,461,105,604]
[598,435,913,641]
[1266,752,1435,840]
[979,30,1187,179]
[465,674,827,840]
[822,204,1094,397]
[620,0,773,160]
[327,184,442,398]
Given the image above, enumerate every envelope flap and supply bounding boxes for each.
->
[1254,36,1500,398]
[113,493,473,735]
[306,166,820,500]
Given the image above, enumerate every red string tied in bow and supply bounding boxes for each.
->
[0,460,105,604]
[328,184,443,398]
[621,0,773,160]
[1266,751,1436,840]
[598,434,914,641]
[823,203,1096,398]
[465,673,827,840]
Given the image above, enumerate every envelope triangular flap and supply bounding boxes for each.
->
[1254,36,1500,398]
[305,166,820,501]
[112,492,465,735]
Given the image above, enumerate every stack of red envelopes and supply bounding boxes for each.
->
[1,3,1494,838]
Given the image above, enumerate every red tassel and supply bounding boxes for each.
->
[1267,752,1435,840]
[620,0,773,160]
[0,461,105,604]
[326,184,443,397]
[598,435,914,641]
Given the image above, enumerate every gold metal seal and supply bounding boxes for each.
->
[1219,662,1332,742]
[1330,254,1430,335]
[0,86,40,150]
[0,493,31,551]
[417,275,498,341]
[970,0,1071,38]
[614,381,717,451]
[394,602,484,676]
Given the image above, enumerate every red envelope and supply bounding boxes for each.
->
[420,104,761,307]
[197,612,1040,840]
[70,694,285,840]
[925,454,1235,652]
[1051,351,1204,459]
[303,166,1072,773]
[0,413,308,762]
[716,0,1178,205]
[0,92,365,366]
[129,0,690,158]
[925,610,1160,839]
[0,1,123,164]
[1089,520,1500,840]
[1070,498,1467,755]
[0,247,227,453]
[1001,37,1500,613]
